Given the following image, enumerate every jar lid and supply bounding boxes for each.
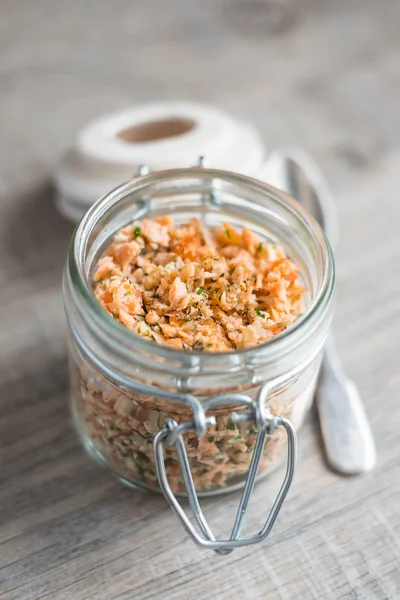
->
[54,101,266,222]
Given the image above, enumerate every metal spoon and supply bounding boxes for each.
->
[261,147,376,474]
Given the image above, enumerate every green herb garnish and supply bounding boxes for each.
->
[133,458,145,476]
[134,226,141,238]
[227,419,235,431]
[208,436,215,443]
[225,229,231,239]
[130,409,136,417]
[195,288,209,296]
[255,308,265,318]
[124,291,131,296]
[257,242,263,252]
[139,248,146,255]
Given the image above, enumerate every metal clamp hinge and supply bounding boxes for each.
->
[153,384,297,554]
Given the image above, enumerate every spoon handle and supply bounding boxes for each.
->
[317,334,376,474]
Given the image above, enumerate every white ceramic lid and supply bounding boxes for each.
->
[54,101,266,221]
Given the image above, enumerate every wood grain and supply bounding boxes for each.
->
[1,1,399,598]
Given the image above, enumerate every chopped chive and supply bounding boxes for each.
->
[137,327,141,333]
[124,291,131,296]
[219,293,223,301]
[225,229,231,239]
[140,248,146,255]
[122,452,130,457]
[234,449,242,454]
[255,308,265,318]
[208,436,215,443]
[134,226,141,238]
[207,343,213,347]
[257,242,263,252]
[130,409,136,417]
[138,314,145,317]
[234,435,242,440]
[214,287,220,293]
[227,419,235,431]
[183,318,190,322]
[106,436,114,444]
[133,458,145,475]
[196,288,203,295]
[135,429,147,439]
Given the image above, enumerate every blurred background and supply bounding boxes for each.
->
[1,1,399,599]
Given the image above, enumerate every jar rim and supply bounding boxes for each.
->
[67,167,335,370]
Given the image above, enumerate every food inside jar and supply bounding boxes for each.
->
[73,359,316,493]
[92,216,306,351]
[73,216,310,493]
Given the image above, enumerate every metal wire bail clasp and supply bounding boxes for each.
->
[153,384,297,554]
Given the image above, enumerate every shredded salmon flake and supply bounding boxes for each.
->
[93,217,306,350]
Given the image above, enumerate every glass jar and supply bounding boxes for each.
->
[63,167,334,547]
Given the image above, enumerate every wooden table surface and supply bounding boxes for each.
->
[1,1,399,598]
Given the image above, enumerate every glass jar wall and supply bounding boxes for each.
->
[63,168,334,496]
